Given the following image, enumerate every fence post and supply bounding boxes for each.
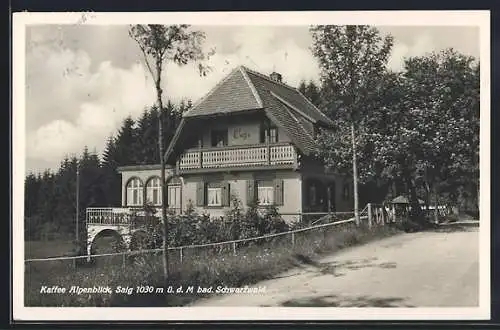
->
[232,242,236,255]
[179,247,183,263]
[367,203,372,229]
[291,232,295,247]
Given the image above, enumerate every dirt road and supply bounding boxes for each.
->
[192,226,479,307]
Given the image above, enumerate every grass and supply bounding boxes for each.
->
[25,222,402,307]
[25,239,75,259]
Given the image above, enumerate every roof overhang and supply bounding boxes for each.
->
[117,164,173,173]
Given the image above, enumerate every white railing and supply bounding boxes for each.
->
[179,143,297,170]
[202,146,268,167]
[86,208,132,225]
[86,207,181,225]
[269,145,296,165]
[178,152,200,169]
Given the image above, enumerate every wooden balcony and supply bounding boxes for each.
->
[177,143,298,173]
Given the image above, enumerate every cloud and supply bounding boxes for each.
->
[161,26,319,103]
[26,42,156,171]
[387,33,435,72]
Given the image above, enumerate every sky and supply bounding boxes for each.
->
[24,24,480,174]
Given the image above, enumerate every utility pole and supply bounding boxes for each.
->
[347,25,360,226]
[74,165,80,268]
[351,123,360,226]
[76,166,80,243]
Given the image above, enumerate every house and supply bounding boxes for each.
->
[114,66,353,222]
[86,66,353,255]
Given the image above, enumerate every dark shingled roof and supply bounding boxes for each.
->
[165,66,333,164]
[243,67,333,126]
[183,67,263,117]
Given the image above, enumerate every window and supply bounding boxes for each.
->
[198,181,230,207]
[257,181,274,205]
[207,187,222,206]
[260,125,279,144]
[247,179,283,206]
[211,129,228,147]
[146,177,162,206]
[168,185,181,210]
[126,178,143,206]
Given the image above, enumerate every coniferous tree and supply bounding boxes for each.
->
[115,116,138,166]
[34,170,57,239]
[52,155,77,234]
[25,172,42,239]
[101,136,121,206]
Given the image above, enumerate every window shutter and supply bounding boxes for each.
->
[196,181,205,206]
[246,180,256,206]
[221,181,230,207]
[274,179,284,206]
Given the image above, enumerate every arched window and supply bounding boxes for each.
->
[126,178,143,206]
[146,177,162,206]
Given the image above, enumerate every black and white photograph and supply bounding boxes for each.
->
[13,10,490,321]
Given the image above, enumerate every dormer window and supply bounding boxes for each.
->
[211,129,228,147]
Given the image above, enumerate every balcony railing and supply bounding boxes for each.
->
[178,143,297,171]
[86,207,180,225]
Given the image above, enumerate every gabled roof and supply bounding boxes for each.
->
[165,66,334,164]
[242,67,333,126]
[183,67,263,118]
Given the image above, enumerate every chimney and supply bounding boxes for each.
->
[269,71,282,83]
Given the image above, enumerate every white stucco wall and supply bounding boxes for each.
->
[182,170,302,223]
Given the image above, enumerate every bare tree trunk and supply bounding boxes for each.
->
[351,123,360,226]
[155,61,169,286]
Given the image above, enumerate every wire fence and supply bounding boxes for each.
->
[24,207,405,285]
[26,217,358,264]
